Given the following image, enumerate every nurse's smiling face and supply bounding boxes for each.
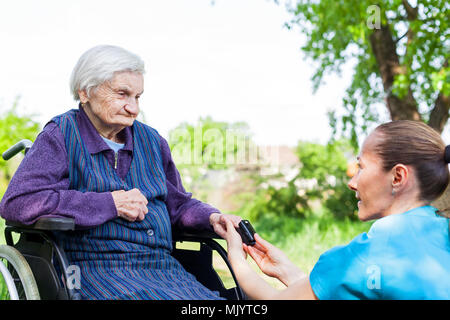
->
[347,133,395,221]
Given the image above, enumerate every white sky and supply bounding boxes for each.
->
[0,0,448,146]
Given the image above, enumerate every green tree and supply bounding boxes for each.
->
[296,140,358,219]
[168,116,256,170]
[241,139,358,221]
[167,117,257,199]
[283,0,449,146]
[0,99,40,180]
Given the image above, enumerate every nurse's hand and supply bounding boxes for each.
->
[112,188,149,222]
[246,234,305,286]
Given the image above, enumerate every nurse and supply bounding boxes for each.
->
[223,120,450,299]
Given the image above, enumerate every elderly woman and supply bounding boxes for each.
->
[0,45,240,300]
[223,120,450,299]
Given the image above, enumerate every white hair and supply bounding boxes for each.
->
[69,45,145,101]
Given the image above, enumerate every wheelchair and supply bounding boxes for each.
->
[0,140,244,300]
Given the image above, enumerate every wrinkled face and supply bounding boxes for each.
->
[347,133,394,221]
[82,71,144,130]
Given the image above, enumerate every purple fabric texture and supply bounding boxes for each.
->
[0,107,219,231]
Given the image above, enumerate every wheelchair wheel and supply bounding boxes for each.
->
[0,245,40,300]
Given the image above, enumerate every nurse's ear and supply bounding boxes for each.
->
[390,164,411,196]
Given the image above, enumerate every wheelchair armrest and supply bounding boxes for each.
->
[6,217,76,231]
[172,228,222,242]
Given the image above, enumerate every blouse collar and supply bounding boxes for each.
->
[76,103,133,155]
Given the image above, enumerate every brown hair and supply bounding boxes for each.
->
[373,120,449,203]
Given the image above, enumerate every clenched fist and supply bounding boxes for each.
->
[111,188,148,222]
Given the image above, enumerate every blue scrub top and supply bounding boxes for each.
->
[310,205,450,299]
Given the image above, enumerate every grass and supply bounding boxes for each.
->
[0,218,4,246]
[253,211,373,274]
[0,191,371,299]
[211,210,373,290]
[0,218,9,299]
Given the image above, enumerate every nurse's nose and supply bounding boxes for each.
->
[347,175,357,192]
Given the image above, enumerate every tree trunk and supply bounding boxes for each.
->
[369,24,422,122]
[386,90,421,121]
[432,184,450,215]
[429,92,450,133]
[428,60,449,133]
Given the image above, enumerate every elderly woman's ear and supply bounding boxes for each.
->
[78,90,89,105]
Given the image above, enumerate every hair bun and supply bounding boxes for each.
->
[445,145,450,164]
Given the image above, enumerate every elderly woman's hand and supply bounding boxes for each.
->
[112,188,148,222]
[222,218,247,262]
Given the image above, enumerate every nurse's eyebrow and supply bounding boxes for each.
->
[356,156,365,166]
